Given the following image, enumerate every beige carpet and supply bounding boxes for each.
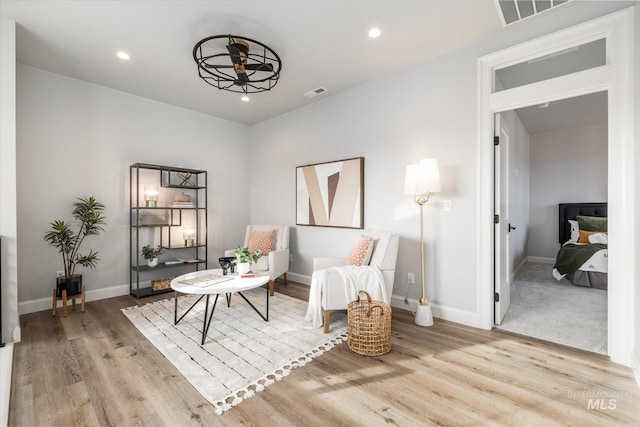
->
[498,262,607,354]
[122,288,347,414]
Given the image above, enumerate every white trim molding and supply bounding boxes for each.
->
[0,343,13,427]
[19,283,129,315]
[478,9,635,366]
[287,272,311,286]
[527,256,555,265]
[391,295,480,327]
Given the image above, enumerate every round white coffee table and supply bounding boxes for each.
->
[171,269,270,345]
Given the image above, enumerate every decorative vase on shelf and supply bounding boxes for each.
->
[237,262,251,275]
[147,257,159,268]
[174,192,191,203]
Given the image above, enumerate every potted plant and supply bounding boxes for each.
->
[141,244,164,267]
[43,196,106,297]
[234,245,262,274]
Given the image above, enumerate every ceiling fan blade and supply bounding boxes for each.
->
[227,39,249,65]
[244,63,274,72]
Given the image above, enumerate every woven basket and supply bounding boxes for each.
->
[347,291,391,356]
[151,278,172,291]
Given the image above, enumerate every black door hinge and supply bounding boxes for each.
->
[494,292,500,302]
[494,214,499,224]
[494,136,499,146]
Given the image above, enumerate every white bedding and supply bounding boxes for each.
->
[552,241,608,281]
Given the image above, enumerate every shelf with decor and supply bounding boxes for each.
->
[129,163,208,298]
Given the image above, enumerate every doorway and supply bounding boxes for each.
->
[494,92,609,354]
[477,9,634,366]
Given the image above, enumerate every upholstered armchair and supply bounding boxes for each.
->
[313,229,399,333]
[225,225,290,296]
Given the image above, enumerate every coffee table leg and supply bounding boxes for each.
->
[174,291,178,324]
[174,293,206,325]
[202,294,220,345]
[237,285,269,322]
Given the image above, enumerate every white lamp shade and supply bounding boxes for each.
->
[417,158,441,193]
[404,158,441,195]
[403,164,419,195]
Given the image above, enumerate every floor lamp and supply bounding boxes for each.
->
[404,158,441,327]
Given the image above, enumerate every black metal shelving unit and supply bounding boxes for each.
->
[130,163,208,298]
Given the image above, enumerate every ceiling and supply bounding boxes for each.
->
[0,1,609,131]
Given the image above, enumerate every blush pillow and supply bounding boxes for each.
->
[248,229,276,256]
[347,235,374,266]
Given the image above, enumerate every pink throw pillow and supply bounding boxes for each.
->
[347,235,374,266]
[248,229,276,256]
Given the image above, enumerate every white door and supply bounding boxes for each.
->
[494,114,511,325]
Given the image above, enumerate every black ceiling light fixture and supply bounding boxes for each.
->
[193,34,282,94]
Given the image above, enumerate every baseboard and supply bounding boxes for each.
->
[287,272,310,286]
[511,257,528,283]
[0,343,13,427]
[19,283,130,315]
[390,294,479,327]
[527,256,555,264]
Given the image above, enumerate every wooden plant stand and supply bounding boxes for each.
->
[52,285,85,317]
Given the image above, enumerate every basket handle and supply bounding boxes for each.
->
[356,291,372,303]
[366,305,384,317]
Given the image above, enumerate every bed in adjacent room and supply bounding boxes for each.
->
[552,202,608,290]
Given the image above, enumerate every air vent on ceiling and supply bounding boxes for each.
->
[304,87,328,98]
[496,0,572,26]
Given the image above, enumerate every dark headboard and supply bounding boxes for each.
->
[558,203,607,244]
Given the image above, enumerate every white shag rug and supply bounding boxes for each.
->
[122,288,347,414]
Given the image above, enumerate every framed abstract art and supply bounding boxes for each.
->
[296,157,364,229]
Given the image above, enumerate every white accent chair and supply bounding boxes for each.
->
[225,225,290,296]
[313,229,399,333]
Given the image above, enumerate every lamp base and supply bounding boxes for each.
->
[415,303,434,327]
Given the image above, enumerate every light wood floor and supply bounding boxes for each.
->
[9,280,640,426]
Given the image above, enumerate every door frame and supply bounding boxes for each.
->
[477,9,634,366]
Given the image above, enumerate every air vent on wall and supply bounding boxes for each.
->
[496,0,572,26]
[304,87,328,98]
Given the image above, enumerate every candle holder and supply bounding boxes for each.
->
[144,186,159,208]
[183,229,196,247]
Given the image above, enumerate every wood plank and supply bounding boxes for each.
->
[9,281,640,426]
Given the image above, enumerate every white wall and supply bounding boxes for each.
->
[501,110,530,276]
[16,65,251,307]
[248,2,630,325]
[0,16,19,341]
[250,54,479,317]
[528,124,607,258]
[0,17,18,427]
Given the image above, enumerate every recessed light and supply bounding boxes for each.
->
[368,28,381,38]
[241,96,250,102]
[116,51,130,60]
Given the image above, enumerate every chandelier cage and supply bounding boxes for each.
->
[193,34,282,94]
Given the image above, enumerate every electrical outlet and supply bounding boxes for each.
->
[408,272,415,284]
[289,254,293,262]
[444,200,452,211]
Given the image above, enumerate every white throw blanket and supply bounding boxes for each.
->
[304,265,387,328]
